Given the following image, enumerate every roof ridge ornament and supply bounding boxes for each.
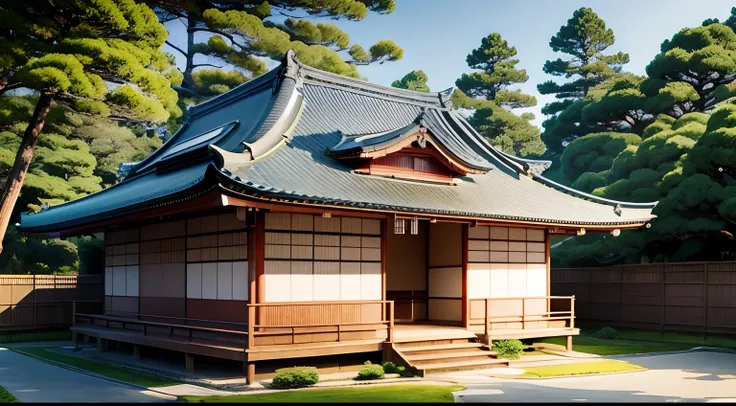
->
[282,49,305,88]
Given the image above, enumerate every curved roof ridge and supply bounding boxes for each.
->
[283,50,446,108]
[533,174,658,209]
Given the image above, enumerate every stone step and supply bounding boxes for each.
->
[419,357,509,373]
[397,342,483,354]
[403,349,497,363]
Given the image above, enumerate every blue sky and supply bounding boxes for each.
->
[165,0,735,128]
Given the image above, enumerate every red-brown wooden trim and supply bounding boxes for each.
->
[381,218,387,320]
[462,224,469,328]
[545,230,551,314]
[255,211,265,306]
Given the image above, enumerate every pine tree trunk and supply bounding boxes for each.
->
[0,93,53,253]
[182,16,196,90]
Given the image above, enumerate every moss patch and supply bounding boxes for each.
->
[12,347,177,388]
[180,384,466,403]
[520,360,645,378]
[539,336,693,355]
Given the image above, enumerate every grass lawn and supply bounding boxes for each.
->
[520,360,645,378]
[539,336,693,355]
[12,347,178,388]
[575,322,736,350]
[180,384,466,403]
[0,385,18,403]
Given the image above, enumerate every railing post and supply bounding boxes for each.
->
[387,301,394,343]
[484,298,489,345]
[247,305,255,350]
[570,296,575,329]
[522,298,526,330]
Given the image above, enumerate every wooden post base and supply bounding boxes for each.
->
[245,362,255,384]
[133,344,141,360]
[72,332,78,349]
[97,338,107,352]
[565,336,573,352]
[185,353,194,373]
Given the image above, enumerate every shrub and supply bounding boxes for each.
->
[356,361,385,380]
[492,339,525,360]
[381,361,415,377]
[269,366,319,389]
[381,361,399,374]
[591,326,619,340]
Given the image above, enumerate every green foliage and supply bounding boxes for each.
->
[269,366,319,389]
[561,132,641,182]
[2,0,180,123]
[539,7,630,153]
[380,361,400,373]
[492,339,525,360]
[356,361,385,380]
[455,33,536,108]
[453,33,543,158]
[646,23,736,111]
[591,327,619,340]
[391,70,430,92]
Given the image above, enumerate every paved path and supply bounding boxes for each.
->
[446,350,736,403]
[0,347,175,403]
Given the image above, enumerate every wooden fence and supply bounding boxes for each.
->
[551,262,736,335]
[0,275,104,332]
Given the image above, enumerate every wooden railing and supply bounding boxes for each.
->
[247,300,395,349]
[468,296,575,339]
[73,299,395,352]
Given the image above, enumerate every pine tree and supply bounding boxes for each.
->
[152,0,403,99]
[391,70,430,92]
[454,33,543,157]
[538,7,630,153]
[0,0,178,252]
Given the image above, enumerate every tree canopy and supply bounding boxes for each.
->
[538,7,630,154]
[152,0,403,101]
[454,33,544,157]
[391,70,430,92]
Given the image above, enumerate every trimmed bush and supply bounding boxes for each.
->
[381,361,399,374]
[356,361,385,380]
[591,326,619,340]
[492,339,525,360]
[269,366,319,389]
[380,361,415,377]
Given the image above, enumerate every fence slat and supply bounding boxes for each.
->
[552,261,736,335]
[0,275,103,333]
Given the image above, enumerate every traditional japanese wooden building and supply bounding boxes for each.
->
[19,51,656,381]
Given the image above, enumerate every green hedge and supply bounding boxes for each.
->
[492,339,525,360]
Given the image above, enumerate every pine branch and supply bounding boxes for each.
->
[165,40,188,57]
[192,63,224,69]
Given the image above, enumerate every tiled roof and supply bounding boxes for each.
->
[19,51,656,234]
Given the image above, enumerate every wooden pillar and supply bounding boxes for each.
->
[245,362,255,384]
[247,210,265,327]
[545,231,551,316]
[72,332,78,349]
[133,344,141,360]
[461,224,469,328]
[97,338,107,352]
[381,219,387,320]
[185,353,194,373]
[565,335,573,352]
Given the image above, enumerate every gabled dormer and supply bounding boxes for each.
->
[328,118,492,185]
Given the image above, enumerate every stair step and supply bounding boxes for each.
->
[404,350,497,362]
[398,342,483,353]
[419,357,509,372]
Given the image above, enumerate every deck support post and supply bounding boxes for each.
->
[185,353,194,373]
[72,331,78,349]
[246,362,255,384]
[382,343,393,363]
[565,335,573,352]
[133,344,141,360]
[97,338,107,352]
